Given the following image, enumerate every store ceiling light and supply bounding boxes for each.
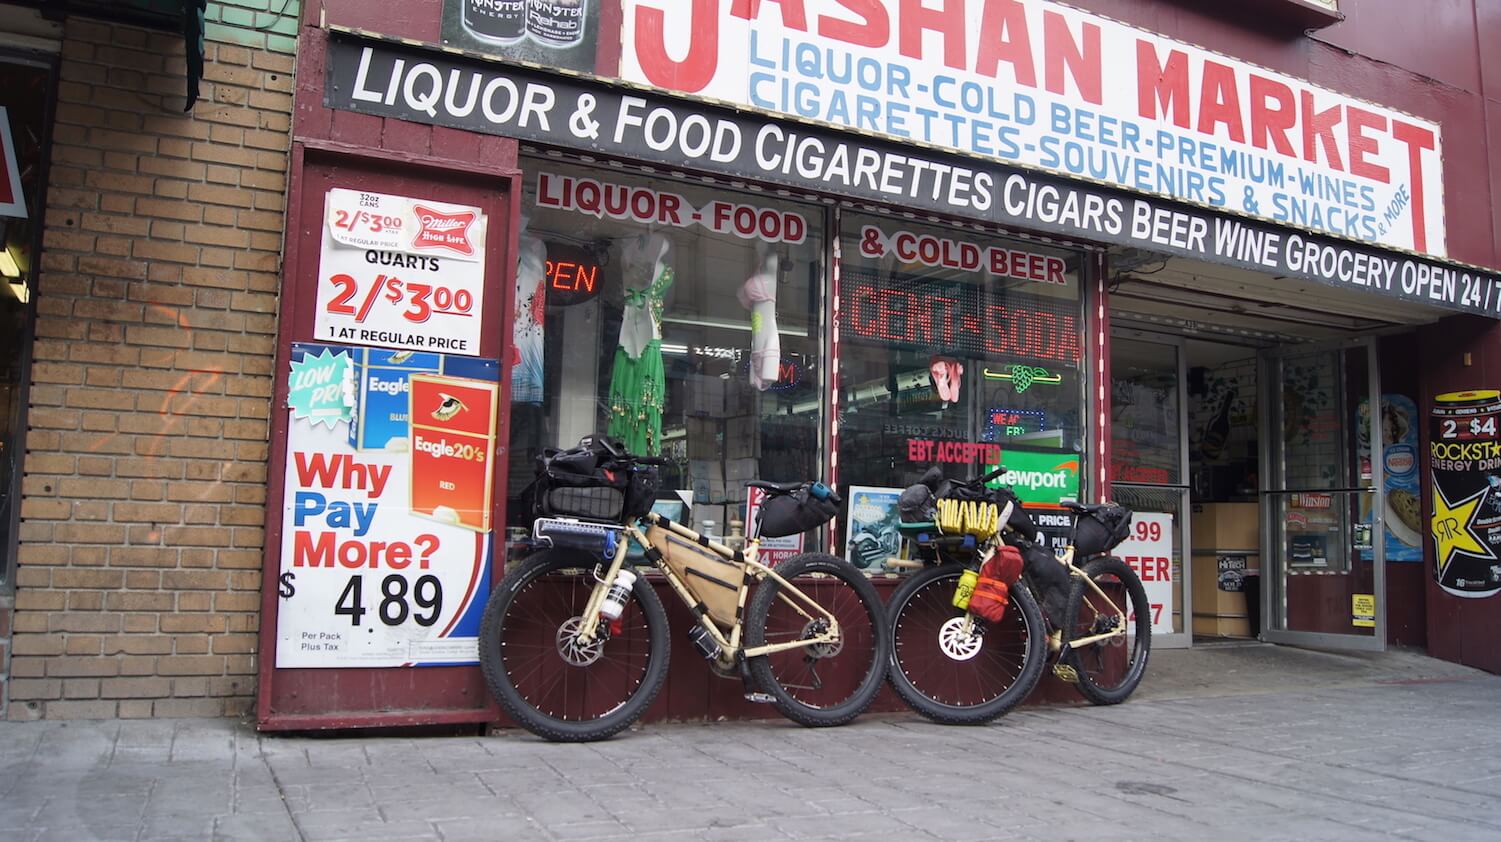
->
[0,247,19,279]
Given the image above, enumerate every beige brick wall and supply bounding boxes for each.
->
[7,14,294,720]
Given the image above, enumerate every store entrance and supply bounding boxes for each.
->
[1259,339,1385,650]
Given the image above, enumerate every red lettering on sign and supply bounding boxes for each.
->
[1249,75,1297,156]
[1043,11,1101,105]
[1136,40,1191,129]
[818,0,888,48]
[976,0,1035,86]
[898,0,966,71]
[632,0,719,91]
[1301,90,1345,172]
[1392,120,1436,253]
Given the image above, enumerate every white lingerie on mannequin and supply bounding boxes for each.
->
[739,250,780,391]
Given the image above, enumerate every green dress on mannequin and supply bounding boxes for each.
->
[607,233,673,455]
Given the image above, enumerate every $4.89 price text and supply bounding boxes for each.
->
[325,272,475,325]
[279,571,444,628]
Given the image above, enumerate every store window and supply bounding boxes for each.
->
[509,159,825,544]
[836,213,1087,571]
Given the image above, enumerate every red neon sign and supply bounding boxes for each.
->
[842,269,1081,366]
[543,242,604,306]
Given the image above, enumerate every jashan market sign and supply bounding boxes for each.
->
[620,0,1445,258]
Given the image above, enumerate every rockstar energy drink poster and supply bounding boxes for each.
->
[1430,390,1501,598]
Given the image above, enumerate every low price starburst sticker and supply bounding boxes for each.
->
[288,349,355,428]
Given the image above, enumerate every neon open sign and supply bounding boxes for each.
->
[543,242,603,306]
[842,269,1082,366]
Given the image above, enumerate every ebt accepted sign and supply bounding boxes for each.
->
[620,0,1445,256]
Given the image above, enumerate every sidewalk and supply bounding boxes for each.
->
[1,645,1498,841]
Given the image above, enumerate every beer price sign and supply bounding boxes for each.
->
[275,343,501,668]
[314,188,488,356]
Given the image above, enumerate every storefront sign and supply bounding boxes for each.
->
[984,449,1080,507]
[1116,512,1174,637]
[906,439,1002,466]
[842,267,1080,365]
[619,1,1444,257]
[537,171,807,243]
[315,188,488,355]
[276,343,500,668]
[324,32,1501,318]
[1358,395,1422,562]
[858,225,1065,285]
[1430,390,1501,598]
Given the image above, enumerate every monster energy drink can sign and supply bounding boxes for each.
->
[463,0,526,45]
[1430,390,1501,598]
[528,0,587,46]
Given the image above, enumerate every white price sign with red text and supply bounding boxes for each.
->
[315,189,487,356]
[1115,512,1175,638]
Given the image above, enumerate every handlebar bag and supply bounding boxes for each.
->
[531,436,635,523]
[758,485,839,538]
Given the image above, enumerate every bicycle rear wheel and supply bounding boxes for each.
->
[478,548,669,741]
[1060,556,1151,705]
[744,553,889,727]
[887,564,1046,725]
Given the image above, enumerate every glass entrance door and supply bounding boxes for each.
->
[1111,332,1190,648]
[1259,339,1384,650]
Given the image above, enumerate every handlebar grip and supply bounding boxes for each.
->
[977,464,1008,484]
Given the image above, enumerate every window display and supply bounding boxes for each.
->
[509,159,825,538]
[836,214,1087,569]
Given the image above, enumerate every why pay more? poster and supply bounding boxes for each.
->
[275,343,500,668]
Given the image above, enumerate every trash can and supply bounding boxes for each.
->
[1242,574,1261,639]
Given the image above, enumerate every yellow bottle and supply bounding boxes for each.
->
[952,568,979,610]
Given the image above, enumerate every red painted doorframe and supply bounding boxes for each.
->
[256,139,521,730]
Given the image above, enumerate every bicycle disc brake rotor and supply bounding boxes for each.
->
[938,616,984,661]
[556,616,605,666]
[800,619,842,659]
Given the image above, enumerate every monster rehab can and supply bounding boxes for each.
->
[1430,390,1501,598]
[463,0,527,45]
[527,0,587,46]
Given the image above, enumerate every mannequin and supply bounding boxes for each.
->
[739,246,781,391]
[511,211,546,404]
[606,232,673,455]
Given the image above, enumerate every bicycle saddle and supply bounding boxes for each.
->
[748,480,802,495]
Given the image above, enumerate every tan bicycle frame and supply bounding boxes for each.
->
[1053,544,1130,648]
[571,512,842,667]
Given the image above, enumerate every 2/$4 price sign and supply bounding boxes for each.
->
[315,188,488,357]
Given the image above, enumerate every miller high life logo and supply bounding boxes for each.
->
[412,204,478,257]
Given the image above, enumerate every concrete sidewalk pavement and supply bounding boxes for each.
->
[1,645,1498,841]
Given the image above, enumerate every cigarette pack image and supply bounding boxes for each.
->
[347,349,442,450]
[409,373,500,533]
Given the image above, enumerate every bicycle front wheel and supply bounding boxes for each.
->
[1061,556,1151,705]
[478,548,669,742]
[744,553,890,727]
[887,564,1046,725]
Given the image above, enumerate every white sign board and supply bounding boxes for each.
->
[1114,511,1175,638]
[315,188,487,356]
[620,0,1445,256]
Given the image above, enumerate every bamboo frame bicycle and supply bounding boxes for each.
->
[886,468,1151,725]
[478,475,890,743]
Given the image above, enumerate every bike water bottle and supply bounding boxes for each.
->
[952,568,978,610]
[598,569,637,621]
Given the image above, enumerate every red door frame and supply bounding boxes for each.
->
[256,139,520,730]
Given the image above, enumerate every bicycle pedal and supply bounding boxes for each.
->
[1052,664,1080,684]
[743,692,776,704]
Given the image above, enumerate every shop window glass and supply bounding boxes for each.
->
[509,159,824,544]
[836,213,1087,571]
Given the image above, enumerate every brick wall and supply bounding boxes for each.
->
[5,5,297,720]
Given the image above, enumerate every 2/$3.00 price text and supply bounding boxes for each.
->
[325,272,476,324]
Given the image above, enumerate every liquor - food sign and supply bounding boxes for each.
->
[618,0,1444,258]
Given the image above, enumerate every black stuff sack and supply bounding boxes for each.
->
[1073,502,1133,556]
